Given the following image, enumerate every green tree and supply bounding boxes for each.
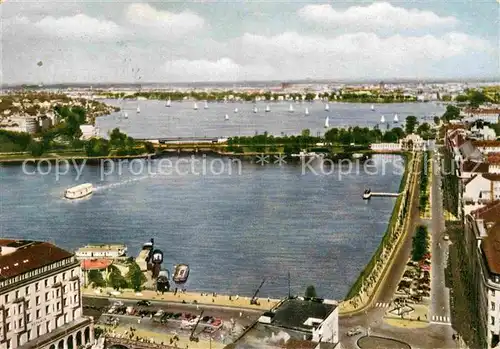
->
[84,138,110,157]
[305,285,317,298]
[87,270,106,288]
[434,116,441,125]
[27,140,44,156]
[108,266,128,290]
[442,105,461,122]
[126,261,146,292]
[405,115,418,134]
[144,142,155,154]
[301,129,311,137]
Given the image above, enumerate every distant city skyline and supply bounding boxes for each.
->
[1,0,499,84]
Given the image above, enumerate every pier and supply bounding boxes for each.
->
[363,190,400,199]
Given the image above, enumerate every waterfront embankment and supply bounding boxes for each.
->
[340,152,421,314]
[83,287,279,312]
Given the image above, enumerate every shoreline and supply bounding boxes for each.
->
[0,149,392,164]
[343,151,411,301]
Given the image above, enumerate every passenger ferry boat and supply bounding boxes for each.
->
[64,183,93,199]
[173,264,190,283]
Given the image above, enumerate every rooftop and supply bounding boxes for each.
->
[80,259,113,271]
[271,298,336,332]
[482,222,500,275]
[0,239,73,281]
[461,161,489,173]
[473,140,500,147]
[471,201,500,222]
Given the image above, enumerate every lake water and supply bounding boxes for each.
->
[96,99,445,139]
[0,154,403,299]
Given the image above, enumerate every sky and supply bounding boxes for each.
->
[1,0,499,84]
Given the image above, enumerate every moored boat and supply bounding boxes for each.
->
[173,264,190,283]
[64,183,93,199]
[363,189,372,200]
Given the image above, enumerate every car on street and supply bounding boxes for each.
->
[136,300,152,306]
[443,234,449,241]
[347,326,363,336]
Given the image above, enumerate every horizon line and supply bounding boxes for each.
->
[2,76,500,89]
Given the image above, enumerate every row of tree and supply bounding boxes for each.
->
[412,225,429,262]
[419,151,430,210]
[98,90,417,103]
[87,260,146,292]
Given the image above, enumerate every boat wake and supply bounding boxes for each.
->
[94,175,154,192]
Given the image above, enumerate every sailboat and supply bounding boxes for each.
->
[305,108,309,116]
[380,115,386,123]
[289,104,294,112]
[234,107,239,113]
[225,114,229,121]
[324,116,330,128]
[393,114,399,123]
[204,101,208,109]
[193,102,198,110]
[253,106,258,113]
[166,98,171,107]
[265,105,270,112]
[371,104,375,111]
[136,105,140,114]
[325,103,330,111]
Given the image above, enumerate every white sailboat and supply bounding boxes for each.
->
[204,101,208,109]
[371,104,375,111]
[166,98,171,107]
[393,114,399,123]
[253,106,258,113]
[324,116,329,128]
[193,102,198,110]
[289,104,294,112]
[225,114,229,121]
[265,105,270,112]
[305,107,309,116]
[325,103,330,111]
[234,107,239,113]
[380,115,386,123]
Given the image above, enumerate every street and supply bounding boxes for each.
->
[340,153,456,349]
[429,151,452,325]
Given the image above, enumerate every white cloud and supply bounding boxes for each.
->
[234,31,494,79]
[3,14,122,40]
[297,2,458,30]
[165,58,274,82]
[125,3,204,36]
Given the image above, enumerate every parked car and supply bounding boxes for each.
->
[136,300,152,306]
[347,326,363,337]
[443,234,449,241]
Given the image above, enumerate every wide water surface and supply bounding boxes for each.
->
[0,154,403,299]
[96,100,445,138]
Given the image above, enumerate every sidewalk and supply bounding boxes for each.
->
[101,324,225,349]
[83,287,279,311]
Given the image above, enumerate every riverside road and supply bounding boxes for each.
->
[340,152,456,349]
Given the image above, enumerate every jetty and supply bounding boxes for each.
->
[363,189,400,200]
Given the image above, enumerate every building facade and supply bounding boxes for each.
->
[0,240,94,349]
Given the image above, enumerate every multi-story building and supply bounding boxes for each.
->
[0,239,94,349]
[465,202,500,348]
